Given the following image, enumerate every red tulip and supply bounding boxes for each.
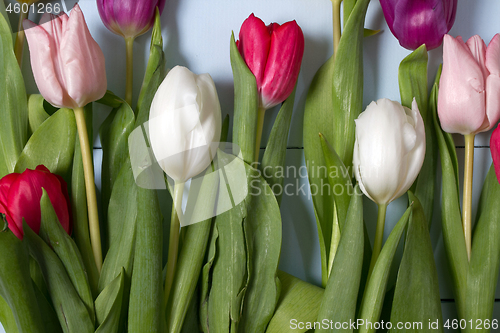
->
[491,124,500,184]
[236,14,304,110]
[0,166,72,239]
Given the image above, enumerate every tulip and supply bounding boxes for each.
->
[0,166,71,240]
[148,65,221,309]
[237,14,304,110]
[438,34,500,260]
[380,0,457,50]
[24,5,107,109]
[353,98,425,273]
[149,66,222,183]
[492,124,500,184]
[24,4,106,271]
[97,0,165,106]
[236,14,304,162]
[97,0,165,39]
[438,34,500,135]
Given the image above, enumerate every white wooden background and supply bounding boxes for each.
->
[4,0,500,331]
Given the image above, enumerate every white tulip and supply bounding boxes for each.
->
[353,98,425,205]
[149,66,222,182]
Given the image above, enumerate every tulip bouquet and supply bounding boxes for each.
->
[1,0,500,332]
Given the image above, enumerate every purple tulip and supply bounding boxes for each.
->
[380,0,458,50]
[97,0,166,38]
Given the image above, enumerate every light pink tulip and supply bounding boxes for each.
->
[24,5,107,109]
[438,34,500,135]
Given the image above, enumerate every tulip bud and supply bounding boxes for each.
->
[148,66,222,182]
[0,166,72,240]
[97,0,165,38]
[236,14,304,109]
[380,0,457,50]
[438,34,500,135]
[23,5,107,109]
[353,98,426,205]
[491,124,500,184]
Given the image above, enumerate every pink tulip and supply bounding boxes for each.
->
[236,14,304,110]
[23,5,107,109]
[438,34,500,135]
[491,124,500,184]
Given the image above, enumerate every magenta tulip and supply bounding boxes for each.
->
[97,0,166,38]
[236,14,304,109]
[380,0,457,50]
[23,5,107,109]
[491,124,500,184]
[0,166,72,240]
[438,34,500,135]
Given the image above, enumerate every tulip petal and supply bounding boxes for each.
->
[491,124,500,184]
[237,14,272,90]
[0,173,19,206]
[466,35,489,79]
[438,34,486,135]
[389,100,426,202]
[0,202,22,239]
[260,20,304,109]
[482,34,500,132]
[61,5,107,108]
[24,19,72,108]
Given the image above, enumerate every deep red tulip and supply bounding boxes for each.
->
[236,14,304,109]
[0,166,72,239]
[491,124,500,184]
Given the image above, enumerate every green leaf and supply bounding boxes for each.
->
[15,108,76,180]
[200,222,219,333]
[363,28,380,37]
[24,224,94,333]
[71,105,99,297]
[357,205,411,333]
[27,94,50,136]
[32,281,63,333]
[0,1,12,34]
[398,45,438,228]
[239,166,282,333]
[221,114,230,143]
[316,187,363,333]
[0,295,19,333]
[95,268,125,333]
[261,86,296,205]
[136,8,164,122]
[230,32,259,165]
[166,166,218,333]
[390,193,443,331]
[126,11,165,332]
[98,162,137,333]
[266,271,324,333]
[343,0,356,25]
[127,186,164,333]
[0,230,44,333]
[0,11,28,174]
[303,0,370,286]
[319,133,353,232]
[466,166,500,323]
[96,90,123,109]
[207,187,247,332]
[38,190,95,324]
[432,66,468,319]
[99,99,135,254]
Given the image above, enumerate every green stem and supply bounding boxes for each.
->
[125,37,135,106]
[368,203,387,277]
[331,0,342,58]
[254,107,266,163]
[463,134,475,261]
[14,10,29,67]
[73,107,102,273]
[163,182,184,310]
